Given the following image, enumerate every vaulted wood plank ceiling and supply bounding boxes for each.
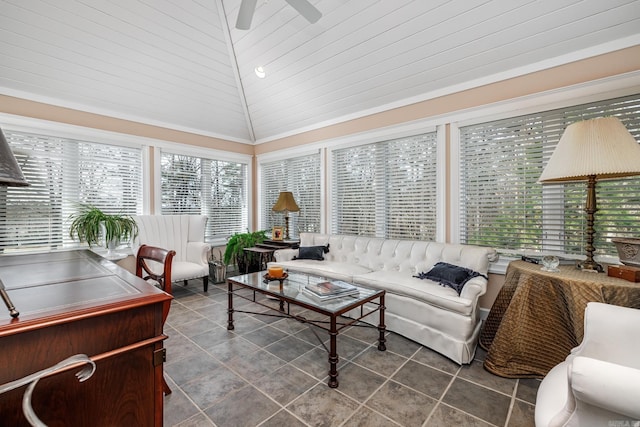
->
[1,0,639,144]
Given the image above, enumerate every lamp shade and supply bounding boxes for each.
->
[538,117,640,183]
[272,191,300,212]
[0,128,28,187]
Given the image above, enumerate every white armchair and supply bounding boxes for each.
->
[132,215,210,292]
[535,302,640,427]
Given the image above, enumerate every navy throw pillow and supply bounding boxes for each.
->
[293,244,330,261]
[414,262,487,295]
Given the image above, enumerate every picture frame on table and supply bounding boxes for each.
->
[272,226,284,241]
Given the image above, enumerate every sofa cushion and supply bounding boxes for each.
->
[274,260,372,283]
[172,261,209,281]
[294,244,330,261]
[415,262,487,295]
[353,270,475,316]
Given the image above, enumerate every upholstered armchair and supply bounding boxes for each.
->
[535,302,640,427]
[132,215,210,291]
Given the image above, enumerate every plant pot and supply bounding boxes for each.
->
[612,238,640,267]
[209,261,227,284]
[105,237,120,256]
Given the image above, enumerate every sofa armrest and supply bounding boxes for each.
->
[571,302,640,366]
[274,248,298,262]
[459,276,487,300]
[186,242,209,266]
[570,356,640,420]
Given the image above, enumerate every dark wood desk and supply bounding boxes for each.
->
[0,250,171,426]
[480,260,640,378]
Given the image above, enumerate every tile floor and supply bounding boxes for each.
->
[163,280,539,427]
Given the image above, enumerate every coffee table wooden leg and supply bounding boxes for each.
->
[328,315,339,388]
[378,293,386,351]
[227,281,234,330]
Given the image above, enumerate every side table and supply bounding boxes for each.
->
[255,239,300,250]
[242,247,276,273]
[480,260,640,378]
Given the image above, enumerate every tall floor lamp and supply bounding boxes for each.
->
[272,191,299,240]
[0,127,29,317]
[538,117,640,273]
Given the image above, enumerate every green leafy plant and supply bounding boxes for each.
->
[223,230,267,272]
[68,203,138,248]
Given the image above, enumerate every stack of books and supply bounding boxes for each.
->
[303,280,359,302]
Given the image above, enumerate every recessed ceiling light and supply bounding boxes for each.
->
[254,66,266,79]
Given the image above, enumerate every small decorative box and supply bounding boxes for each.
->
[607,265,640,282]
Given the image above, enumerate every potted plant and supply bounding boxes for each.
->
[68,203,138,255]
[223,230,267,274]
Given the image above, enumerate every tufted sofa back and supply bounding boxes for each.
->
[299,233,496,276]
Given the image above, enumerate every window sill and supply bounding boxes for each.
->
[488,254,622,276]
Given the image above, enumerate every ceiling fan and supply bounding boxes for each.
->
[236,0,322,30]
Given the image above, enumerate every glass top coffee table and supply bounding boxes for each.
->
[227,271,386,388]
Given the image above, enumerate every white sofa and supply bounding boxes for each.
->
[132,215,210,291]
[272,233,497,364]
[535,302,640,427]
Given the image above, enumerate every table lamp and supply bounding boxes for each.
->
[0,127,29,317]
[272,191,299,240]
[538,117,640,272]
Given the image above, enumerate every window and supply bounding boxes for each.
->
[459,93,640,257]
[161,152,248,240]
[1,130,142,253]
[331,132,438,240]
[260,152,321,238]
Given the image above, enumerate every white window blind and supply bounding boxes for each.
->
[459,93,640,256]
[331,132,438,240]
[161,152,248,240]
[260,153,321,238]
[1,130,142,253]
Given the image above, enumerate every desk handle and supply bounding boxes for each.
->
[0,354,96,427]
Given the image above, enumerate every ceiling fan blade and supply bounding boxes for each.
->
[285,0,322,24]
[236,0,258,30]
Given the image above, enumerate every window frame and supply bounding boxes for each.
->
[0,115,149,254]
[154,145,252,246]
[257,149,323,239]
[327,124,444,241]
[451,88,640,271]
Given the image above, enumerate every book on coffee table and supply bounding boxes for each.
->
[303,280,358,301]
[302,287,359,302]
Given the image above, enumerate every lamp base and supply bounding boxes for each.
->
[578,175,603,274]
[284,215,291,241]
[577,260,604,273]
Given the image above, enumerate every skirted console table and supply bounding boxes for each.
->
[480,260,640,378]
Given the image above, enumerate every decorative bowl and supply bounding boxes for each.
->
[612,238,640,267]
[541,255,560,272]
